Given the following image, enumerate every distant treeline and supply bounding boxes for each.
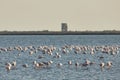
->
[0,31,120,35]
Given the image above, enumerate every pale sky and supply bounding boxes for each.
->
[0,0,120,31]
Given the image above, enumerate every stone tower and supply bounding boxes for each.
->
[61,23,68,32]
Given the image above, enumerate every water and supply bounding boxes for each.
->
[0,35,120,80]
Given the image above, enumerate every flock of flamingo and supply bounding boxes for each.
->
[1,44,118,72]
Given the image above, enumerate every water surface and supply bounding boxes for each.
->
[0,35,120,80]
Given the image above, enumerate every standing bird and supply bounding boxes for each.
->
[11,60,16,69]
[106,61,112,69]
[82,59,90,67]
[75,62,79,67]
[75,62,79,70]
[33,61,37,65]
[49,60,53,65]
[57,63,63,67]
[5,63,12,72]
[85,59,90,65]
[99,62,105,71]
[68,60,72,65]
[22,64,29,68]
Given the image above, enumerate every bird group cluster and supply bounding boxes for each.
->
[1,44,118,72]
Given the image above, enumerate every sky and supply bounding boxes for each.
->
[0,0,120,31]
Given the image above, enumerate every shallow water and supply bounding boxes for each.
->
[0,35,120,80]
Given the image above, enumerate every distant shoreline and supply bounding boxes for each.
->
[0,31,120,35]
